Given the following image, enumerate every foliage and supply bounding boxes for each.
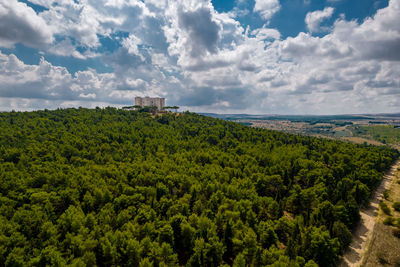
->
[163,106,180,111]
[393,202,400,212]
[0,108,398,266]
[393,228,400,238]
[380,202,392,216]
[138,106,158,113]
[377,252,389,265]
[383,217,394,226]
[383,190,390,200]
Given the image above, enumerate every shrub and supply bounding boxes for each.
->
[393,202,400,212]
[383,190,389,200]
[377,252,389,265]
[393,228,400,238]
[380,202,392,215]
[383,216,394,226]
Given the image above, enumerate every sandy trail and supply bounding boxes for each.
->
[339,159,400,267]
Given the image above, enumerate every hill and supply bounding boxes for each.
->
[0,107,398,266]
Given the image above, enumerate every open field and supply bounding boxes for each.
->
[341,137,384,146]
[353,125,400,145]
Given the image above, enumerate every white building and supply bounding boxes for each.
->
[135,97,165,110]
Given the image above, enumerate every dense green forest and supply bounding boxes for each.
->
[0,108,398,266]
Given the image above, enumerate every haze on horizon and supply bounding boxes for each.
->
[0,0,399,115]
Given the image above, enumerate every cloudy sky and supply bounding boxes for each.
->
[0,0,399,114]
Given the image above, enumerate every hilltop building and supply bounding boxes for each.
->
[135,96,165,110]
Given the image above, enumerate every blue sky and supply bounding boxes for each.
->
[0,0,399,114]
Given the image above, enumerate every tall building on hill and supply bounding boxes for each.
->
[135,96,165,110]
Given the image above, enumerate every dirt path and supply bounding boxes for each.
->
[339,158,400,267]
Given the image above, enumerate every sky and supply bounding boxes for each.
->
[0,0,399,114]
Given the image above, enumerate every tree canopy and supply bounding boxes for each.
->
[0,107,397,266]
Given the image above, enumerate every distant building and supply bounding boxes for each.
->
[135,96,165,110]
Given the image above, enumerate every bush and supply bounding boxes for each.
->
[394,257,400,267]
[380,202,392,215]
[377,252,389,265]
[383,190,390,200]
[383,216,395,226]
[393,228,400,238]
[393,202,400,212]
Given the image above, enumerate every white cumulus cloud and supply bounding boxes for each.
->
[0,0,53,48]
[0,0,399,114]
[253,0,281,21]
[305,7,335,33]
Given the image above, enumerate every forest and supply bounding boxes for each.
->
[0,107,398,267]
